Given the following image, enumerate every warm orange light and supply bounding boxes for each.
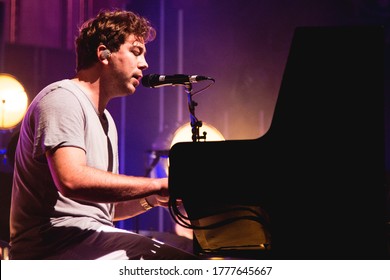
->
[165,121,225,174]
[0,74,28,129]
[170,121,225,147]
[149,122,225,178]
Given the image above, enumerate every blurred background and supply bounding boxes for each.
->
[0,0,389,244]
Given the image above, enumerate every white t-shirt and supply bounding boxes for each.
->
[10,79,118,259]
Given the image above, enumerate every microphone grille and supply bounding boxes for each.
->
[141,74,159,88]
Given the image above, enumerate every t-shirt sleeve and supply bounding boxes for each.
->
[32,87,86,160]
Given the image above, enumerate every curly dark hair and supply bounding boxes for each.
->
[75,9,156,71]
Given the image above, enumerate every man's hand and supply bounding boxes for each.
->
[147,194,169,208]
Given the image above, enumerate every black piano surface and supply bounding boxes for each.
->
[168,26,389,259]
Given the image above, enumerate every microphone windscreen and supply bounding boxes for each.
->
[141,74,159,88]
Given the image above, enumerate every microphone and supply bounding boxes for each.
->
[141,74,213,88]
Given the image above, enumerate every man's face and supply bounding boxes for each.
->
[103,34,148,98]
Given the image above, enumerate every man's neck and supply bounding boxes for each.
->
[73,69,107,114]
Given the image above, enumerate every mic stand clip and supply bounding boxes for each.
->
[185,84,207,142]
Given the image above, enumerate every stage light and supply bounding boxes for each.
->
[148,121,225,178]
[170,121,225,148]
[0,73,28,130]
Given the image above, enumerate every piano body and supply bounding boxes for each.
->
[168,26,388,259]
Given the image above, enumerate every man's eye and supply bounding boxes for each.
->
[132,48,142,56]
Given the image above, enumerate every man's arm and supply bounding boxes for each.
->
[46,146,168,203]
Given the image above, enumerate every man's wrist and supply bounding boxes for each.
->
[139,197,154,211]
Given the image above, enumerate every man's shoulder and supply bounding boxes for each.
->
[29,80,84,113]
[37,79,87,103]
[40,79,76,94]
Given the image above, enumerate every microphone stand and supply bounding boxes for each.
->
[185,84,207,142]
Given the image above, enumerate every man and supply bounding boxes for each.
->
[9,9,197,260]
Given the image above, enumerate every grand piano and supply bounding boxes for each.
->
[168,26,389,259]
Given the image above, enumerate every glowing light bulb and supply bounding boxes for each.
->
[0,74,28,129]
[170,122,225,148]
